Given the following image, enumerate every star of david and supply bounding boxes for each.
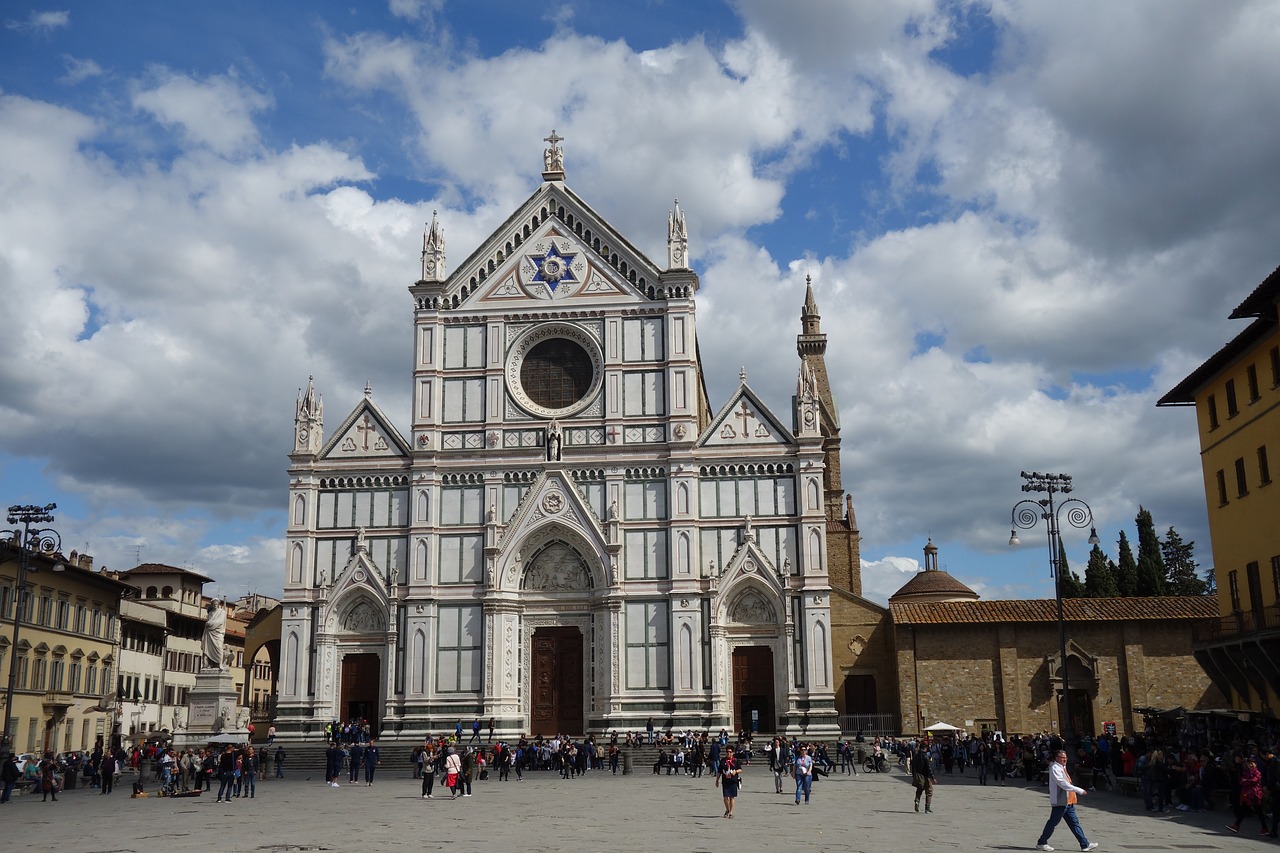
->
[529,243,578,291]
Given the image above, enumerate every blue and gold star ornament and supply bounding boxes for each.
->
[529,242,578,292]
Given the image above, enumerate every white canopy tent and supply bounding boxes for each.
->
[923,722,964,732]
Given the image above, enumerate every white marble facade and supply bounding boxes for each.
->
[276,138,839,740]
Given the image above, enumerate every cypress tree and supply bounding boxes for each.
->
[1161,526,1208,596]
[1116,530,1138,597]
[1057,539,1086,598]
[1134,506,1166,596]
[1084,544,1120,597]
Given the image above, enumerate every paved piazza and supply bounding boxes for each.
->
[0,764,1267,852]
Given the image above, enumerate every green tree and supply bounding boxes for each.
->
[1134,506,1167,595]
[1161,525,1208,596]
[1084,544,1119,597]
[1057,539,1086,598]
[1116,530,1138,597]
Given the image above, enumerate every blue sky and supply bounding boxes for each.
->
[3,0,1279,603]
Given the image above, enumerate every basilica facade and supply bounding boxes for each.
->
[275,139,854,740]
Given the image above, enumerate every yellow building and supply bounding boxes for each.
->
[1159,263,1280,710]
[1,545,131,755]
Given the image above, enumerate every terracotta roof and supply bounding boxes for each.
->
[890,595,1218,625]
[121,562,214,583]
[889,570,979,602]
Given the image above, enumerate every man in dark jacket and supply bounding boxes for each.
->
[912,746,937,813]
[1,754,19,803]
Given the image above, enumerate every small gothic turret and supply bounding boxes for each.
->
[421,211,446,283]
[294,375,323,456]
[667,198,689,269]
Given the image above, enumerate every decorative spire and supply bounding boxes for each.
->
[364,381,373,399]
[421,210,446,282]
[294,375,323,455]
[803,274,819,318]
[542,130,565,181]
[739,365,747,384]
[667,198,689,270]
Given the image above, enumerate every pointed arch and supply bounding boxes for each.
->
[676,532,691,575]
[677,622,694,691]
[812,621,829,688]
[415,538,429,582]
[290,542,304,585]
[676,482,690,515]
[285,632,299,695]
[411,629,426,694]
[293,494,306,525]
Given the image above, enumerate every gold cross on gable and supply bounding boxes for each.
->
[544,129,563,147]
[356,415,376,451]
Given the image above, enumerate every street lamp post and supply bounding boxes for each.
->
[1009,473,1099,766]
[1,503,62,761]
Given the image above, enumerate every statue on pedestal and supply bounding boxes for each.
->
[202,602,226,672]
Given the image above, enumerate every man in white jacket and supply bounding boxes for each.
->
[1036,750,1100,852]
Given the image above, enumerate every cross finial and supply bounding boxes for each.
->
[739,366,747,383]
[542,130,566,178]
[364,381,372,398]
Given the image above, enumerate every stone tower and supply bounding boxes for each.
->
[796,278,862,595]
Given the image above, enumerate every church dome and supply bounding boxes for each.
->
[888,539,980,604]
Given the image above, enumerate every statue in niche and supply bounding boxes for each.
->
[546,420,563,461]
[524,543,590,591]
[356,526,368,551]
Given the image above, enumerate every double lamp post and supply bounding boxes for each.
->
[1009,472,1098,764]
[1,503,63,762]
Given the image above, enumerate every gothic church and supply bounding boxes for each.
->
[276,137,861,740]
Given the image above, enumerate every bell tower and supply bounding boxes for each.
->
[796,278,861,594]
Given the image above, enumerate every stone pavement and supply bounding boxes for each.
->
[0,763,1270,852]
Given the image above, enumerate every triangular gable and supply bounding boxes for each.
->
[447,183,664,308]
[467,220,647,307]
[716,532,788,623]
[492,469,612,591]
[698,383,795,448]
[319,394,411,460]
[327,540,391,618]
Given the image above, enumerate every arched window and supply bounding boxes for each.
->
[145,586,158,599]
[162,586,174,598]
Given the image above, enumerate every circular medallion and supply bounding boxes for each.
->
[506,323,603,418]
[541,492,565,514]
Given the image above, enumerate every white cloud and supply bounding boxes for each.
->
[132,69,273,156]
[59,55,103,84]
[6,9,69,34]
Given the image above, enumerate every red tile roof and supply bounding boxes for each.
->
[121,562,214,582]
[890,595,1218,625]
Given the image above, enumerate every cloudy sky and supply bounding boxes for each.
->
[2,1,1276,603]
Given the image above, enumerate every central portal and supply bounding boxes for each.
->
[733,646,775,735]
[530,626,584,735]
[340,652,381,734]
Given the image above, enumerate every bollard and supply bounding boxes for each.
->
[622,750,633,775]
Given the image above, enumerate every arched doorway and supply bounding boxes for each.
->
[732,646,775,734]
[530,627,584,735]
[340,653,381,733]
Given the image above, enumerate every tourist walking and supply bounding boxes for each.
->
[793,745,814,805]
[274,746,285,778]
[215,746,236,803]
[1,754,19,804]
[1227,756,1268,835]
[38,754,59,802]
[421,745,438,799]
[445,748,463,799]
[720,752,742,818]
[1036,750,1098,852]
[364,739,380,785]
[912,744,936,813]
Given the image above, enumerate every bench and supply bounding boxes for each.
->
[1113,775,1139,796]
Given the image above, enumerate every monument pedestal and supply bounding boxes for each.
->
[173,669,248,749]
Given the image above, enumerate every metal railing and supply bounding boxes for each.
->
[1192,604,1280,644]
[837,713,897,737]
